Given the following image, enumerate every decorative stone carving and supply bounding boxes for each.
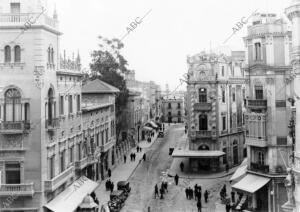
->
[2,135,23,149]
[33,66,45,89]
[284,168,295,205]
[265,77,274,85]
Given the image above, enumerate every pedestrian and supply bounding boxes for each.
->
[108,168,111,178]
[154,184,159,199]
[226,164,229,173]
[105,180,109,191]
[143,153,146,161]
[124,155,127,163]
[185,187,188,199]
[160,187,164,199]
[226,203,231,212]
[190,187,194,199]
[199,185,202,193]
[110,182,114,192]
[163,181,168,192]
[136,146,139,153]
[134,153,136,161]
[231,191,235,203]
[180,162,184,172]
[204,190,209,203]
[194,187,198,200]
[174,174,179,186]
[197,200,202,212]
[139,147,142,152]
[197,190,202,202]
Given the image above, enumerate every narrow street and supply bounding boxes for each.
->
[122,124,184,212]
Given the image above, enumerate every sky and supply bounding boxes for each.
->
[45,0,290,90]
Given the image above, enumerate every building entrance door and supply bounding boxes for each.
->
[198,158,210,170]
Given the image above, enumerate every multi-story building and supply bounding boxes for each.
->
[81,79,119,181]
[161,97,184,123]
[232,13,293,212]
[0,1,113,211]
[284,1,300,211]
[173,52,246,172]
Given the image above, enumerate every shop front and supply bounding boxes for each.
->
[44,176,99,212]
[232,173,270,211]
[172,148,225,172]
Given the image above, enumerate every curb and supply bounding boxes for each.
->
[167,170,235,180]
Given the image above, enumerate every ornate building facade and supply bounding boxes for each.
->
[232,13,293,212]
[161,97,184,123]
[179,52,246,172]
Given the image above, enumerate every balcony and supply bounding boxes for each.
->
[193,102,212,111]
[100,140,115,152]
[0,12,58,29]
[250,162,269,173]
[246,137,268,147]
[247,99,267,110]
[75,157,88,170]
[0,121,30,134]
[45,118,60,131]
[44,166,74,192]
[195,130,212,138]
[0,183,34,197]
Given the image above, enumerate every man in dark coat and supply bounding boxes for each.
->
[108,168,111,178]
[185,187,188,199]
[180,162,184,172]
[124,155,127,163]
[154,184,159,198]
[226,203,231,212]
[174,174,179,185]
[143,153,146,161]
[197,200,202,212]
[110,182,114,192]
[204,190,209,203]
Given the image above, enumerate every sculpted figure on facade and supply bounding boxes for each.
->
[284,168,295,205]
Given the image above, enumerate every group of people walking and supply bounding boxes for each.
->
[154,181,168,199]
[105,179,114,192]
[185,184,209,212]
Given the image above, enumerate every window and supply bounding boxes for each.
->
[222,66,224,76]
[105,129,108,143]
[76,95,80,112]
[77,143,81,160]
[232,66,235,76]
[199,88,207,103]
[177,103,181,109]
[96,133,99,146]
[69,147,74,163]
[232,88,235,102]
[255,85,263,100]
[4,88,21,121]
[47,47,51,64]
[222,89,225,103]
[48,88,54,120]
[255,42,261,60]
[68,95,73,114]
[59,96,64,115]
[168,103,171,109]
[178,111,181,116]
[60,151,65,173]
[51,48,54,64]
[14,45,21,62]
[222,116,226,131]
[10,3,20,13]
[101,131,104,145]
[4,46,11,63]
[258,152,265,165]
[5,163,21,184]
[49,156,55,179]
[199,114,208,130]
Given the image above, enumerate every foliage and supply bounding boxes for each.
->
[89,37,130,139]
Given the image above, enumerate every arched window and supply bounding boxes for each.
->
[199,114,208,130]
[14,45,21,62]
[51,48,54,64]
[4,88,21,121]
[47,47,51,64]
[48,88,54,120]
[4,45,11,63]
[255,42,261,60]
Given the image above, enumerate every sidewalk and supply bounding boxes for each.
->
[95,132,158,207]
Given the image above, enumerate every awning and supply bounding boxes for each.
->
[147,121,158,129]
[143,126,153,131]
[44,176,98,212]
[229,158,247,182]
[172,148,225,158]
[232,174,270,193]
